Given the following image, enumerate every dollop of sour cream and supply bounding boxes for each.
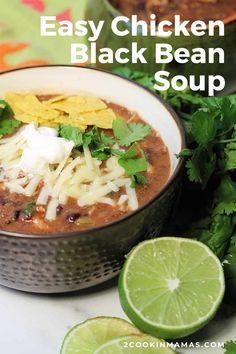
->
[19,123,74,175]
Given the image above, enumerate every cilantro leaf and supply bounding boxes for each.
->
[0,100,12,118]
[185,148,216,187]
[118,144,148,177]
[224,235,236,298]
[24,202,36,218]
[113,119,130,145]
[113,119,151,147]
[191,108,218,146]
[177,148,193,158]
[92,147,122,161]
[86,128,120,161]
[224,341,236,354]
[198,214,234,259]
[83,127,119,160]
[220,97,236,131]
[0,118,21,137]
[131,173,148,188]
[225,143,236,171]
[100,131,115,146]
[59,125,83,147]
[213,176,236,216]
[0,100,20,137]
[224,127,236,171]
[91,147,112,161]
[91,147,111,161]
[83,126,100,147]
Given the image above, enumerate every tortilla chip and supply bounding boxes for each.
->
[47,96,107,114]
[44,95,67,104]
[5,92,59,121]
[5,92,25,115]
[5,92,115,130]
[53,114,87,131]
[14,113,37,124]
[72,109,116,129]
[15,114,57,127]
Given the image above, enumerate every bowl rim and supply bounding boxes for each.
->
[102,0,236,30]
[0,64,186,239]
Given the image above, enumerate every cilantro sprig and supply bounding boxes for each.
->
[24,202,36,218]
[0,100,20,137]
[178,97,236,187]
[114,66,236,300]
[118,143,148,176]
[58,125,83,147]
[131,172,148,188]
[100,131,115,146]
[116,143,148,188]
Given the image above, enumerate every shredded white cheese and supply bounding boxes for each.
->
[125,181,139,210]
[24,176,41,196]
[37,184,51,205]
[45,198,59,221]
[0,123,139,221]
[118,194,128,205]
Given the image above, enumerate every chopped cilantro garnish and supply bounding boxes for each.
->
[118,143,148,177]
[59,124,117,160]
[131,173,148,188]
[92,147,122,161]
[113,118,151,147]
[58,125,83,147]
[100,131,115,146]
[24,202,36,217]
[0,99,20,137]
[91,147,112,161]
[59,119,150,184]
[83,126,101,147]
[59,125,107,153]
[81,126,122,161]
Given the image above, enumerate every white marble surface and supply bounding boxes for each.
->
[0,278,235,354]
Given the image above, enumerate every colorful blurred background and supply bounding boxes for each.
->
[1,0,236,94]
[0,0,86,71]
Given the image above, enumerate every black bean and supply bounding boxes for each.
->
[12,210,20,221]
[0,197,6,205]
[56,205,63,215]
[65,213,81,223]
[21,213,32,221]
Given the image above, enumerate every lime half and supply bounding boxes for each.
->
[95,334,175,353]
[119,237,225,339]
[60,317,140,354]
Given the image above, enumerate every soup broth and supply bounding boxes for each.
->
[110,0,236,23]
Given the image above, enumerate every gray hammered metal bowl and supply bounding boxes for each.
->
[0,65,185,293]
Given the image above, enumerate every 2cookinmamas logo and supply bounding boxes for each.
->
[123,340,225,350]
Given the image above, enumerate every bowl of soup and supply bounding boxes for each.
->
[0,65,184,293]
[85,0,236,95]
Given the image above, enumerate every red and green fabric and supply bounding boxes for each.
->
[0,0,86,71]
